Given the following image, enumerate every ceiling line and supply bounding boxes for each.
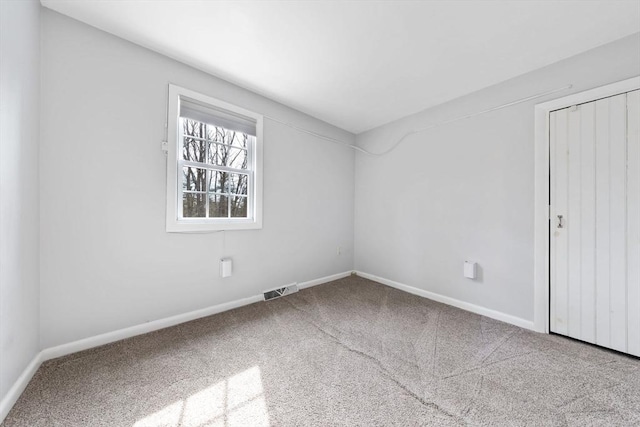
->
[265,84,573,157]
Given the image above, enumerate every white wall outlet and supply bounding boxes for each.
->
[464,261,477,279]
[337,246,342,255]
[220,258,232,278]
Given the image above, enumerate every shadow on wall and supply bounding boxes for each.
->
[474,264,484,284]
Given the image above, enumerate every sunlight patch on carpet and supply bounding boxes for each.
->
[133,366,269,427]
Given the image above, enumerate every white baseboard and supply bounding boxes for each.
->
[0,352,43,423]
[263,271,352,294]
[355,271,535,331]
[298,271,352,290]
[41,270,352,361]
[0,270,352,424]
[40,294,265,362]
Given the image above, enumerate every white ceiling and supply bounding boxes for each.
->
[41,0,640,134]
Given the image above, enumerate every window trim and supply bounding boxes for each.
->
[166,84,263,232]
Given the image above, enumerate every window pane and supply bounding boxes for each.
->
[208,170,228,194]
[229,131,249,150]
[207,143,247,169]
[183,137,206,162]
[226,147,247,169]
[230,195,248,218]
[228,173,248,196]
[208,125,226,143]
[183,193,206,218]
[181,118,207,139]
[208,126,248,147]
[183,167,207,191]
[209,194,229,218]
[208,142,223,166]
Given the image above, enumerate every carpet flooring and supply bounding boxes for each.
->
[3,275,640,426]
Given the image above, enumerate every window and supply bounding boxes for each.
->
[166,85,263,232]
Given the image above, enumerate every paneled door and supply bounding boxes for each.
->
[550,89,639,356]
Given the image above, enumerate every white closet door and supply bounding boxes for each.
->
[628,90,640,356]
[550,90,640,356]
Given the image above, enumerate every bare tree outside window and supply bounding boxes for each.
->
[181,118,250,218]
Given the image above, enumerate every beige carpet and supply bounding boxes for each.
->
[3,275,640,426]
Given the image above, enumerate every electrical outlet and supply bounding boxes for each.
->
[337,246,342,255]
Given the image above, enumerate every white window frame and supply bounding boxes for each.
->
[166,84,263,232]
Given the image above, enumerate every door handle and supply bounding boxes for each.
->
[557,215,564,229]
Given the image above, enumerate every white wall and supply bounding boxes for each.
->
[0,0,41,406]
[355,33,640,323]
[28,5,640,351]
[40,10,355,349]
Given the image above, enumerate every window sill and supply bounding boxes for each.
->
[166,218,262,233]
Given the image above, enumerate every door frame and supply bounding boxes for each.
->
[533,76,640,333]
